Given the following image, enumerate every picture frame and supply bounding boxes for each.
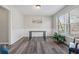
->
[32,16,42,24]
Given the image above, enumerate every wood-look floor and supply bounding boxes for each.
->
[9,37,68,54]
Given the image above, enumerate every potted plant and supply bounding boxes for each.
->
[52,32,65,44]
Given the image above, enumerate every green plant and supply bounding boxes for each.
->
[52,32,65,43]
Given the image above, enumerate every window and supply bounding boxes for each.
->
[58,15,65,33]
[70,8,79,35]
[58,8,79,36]
[58,13,69,34]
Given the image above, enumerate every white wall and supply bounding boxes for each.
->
[24,16,53,37]
[2,6,24,45]
[11,8,24,44]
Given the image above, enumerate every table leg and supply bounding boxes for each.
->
[43,32,46,41]
[29,32,32,40]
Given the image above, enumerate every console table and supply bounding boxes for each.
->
[29,31,46,40]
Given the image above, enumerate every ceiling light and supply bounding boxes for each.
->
[34,5,41,9]
[36,5,41,9]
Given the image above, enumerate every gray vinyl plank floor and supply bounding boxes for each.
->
[9,37,68,54]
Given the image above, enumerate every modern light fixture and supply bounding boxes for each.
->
[36,5,41,9]
[34,5,41,9]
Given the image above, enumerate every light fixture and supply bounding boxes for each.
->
[34,5,41,9]
[36,5,41,9]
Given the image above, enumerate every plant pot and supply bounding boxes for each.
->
[53,40,64,44]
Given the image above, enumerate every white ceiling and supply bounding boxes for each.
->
[13,5,65,16]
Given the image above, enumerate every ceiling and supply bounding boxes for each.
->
[13,5,65,16]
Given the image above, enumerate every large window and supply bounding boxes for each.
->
[58,8,79,36]
[58,15,65,33]
[58,13,69,34]
[70,8,79,35]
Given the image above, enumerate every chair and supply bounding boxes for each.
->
[69,38,79,54]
